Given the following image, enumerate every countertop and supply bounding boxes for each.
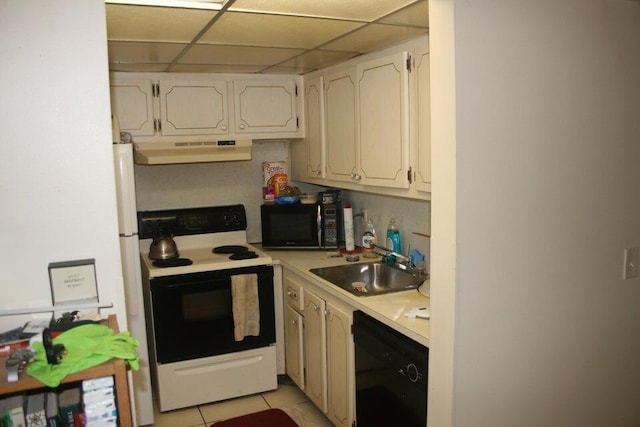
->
[258,246,430,347]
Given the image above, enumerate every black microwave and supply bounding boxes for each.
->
[261,203,342,249]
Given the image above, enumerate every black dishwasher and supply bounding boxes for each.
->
[353,310,428,427]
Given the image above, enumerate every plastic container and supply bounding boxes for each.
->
[299,194,317,204]
[386,218,401,254]
[362,218,377,258]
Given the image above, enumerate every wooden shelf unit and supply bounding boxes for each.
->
[0,315,132,427]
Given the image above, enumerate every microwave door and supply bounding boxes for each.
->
[317,204,322,249]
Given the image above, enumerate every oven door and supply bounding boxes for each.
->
[150,265,276,364]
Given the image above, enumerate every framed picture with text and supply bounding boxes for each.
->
[48,258,99,306]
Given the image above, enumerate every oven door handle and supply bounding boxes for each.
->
[316,204,322,249]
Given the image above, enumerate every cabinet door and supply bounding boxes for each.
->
[325,302,354,427]
[234,80,298,133]
[303,290,327,412]
[357,52,410,188]
[324,68,357,183]
[284,305,305,391]
[413,46,431,192]
[110,79,155,136]
[158,80,229,136]
[304,76,325,178]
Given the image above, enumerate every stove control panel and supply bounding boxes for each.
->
[138,205,247,239]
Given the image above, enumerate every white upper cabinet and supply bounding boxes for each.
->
[110,79,155,137]
[233,79,299,134]
[109,72,303,142]
[412,44,431,192]
[296,35,430,200]
[356,51,410,188]
[304,76,325,178]
[324,68,357,183]
[158,80,229,136]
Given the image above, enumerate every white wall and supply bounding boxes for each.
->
[430,1,640,426]
[0,1,126,330]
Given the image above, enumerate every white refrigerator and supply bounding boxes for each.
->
[114,140,155,426]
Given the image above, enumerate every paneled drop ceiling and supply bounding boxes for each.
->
[106,0,429,75]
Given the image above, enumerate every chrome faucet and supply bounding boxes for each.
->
[371,243,411,265]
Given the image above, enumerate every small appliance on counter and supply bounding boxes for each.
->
[260,201,342,249]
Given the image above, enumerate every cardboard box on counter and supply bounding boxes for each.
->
[262,161,287,201]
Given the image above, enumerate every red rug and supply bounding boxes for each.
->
[210,408,299,427]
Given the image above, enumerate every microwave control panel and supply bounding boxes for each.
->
[322,204,339,246]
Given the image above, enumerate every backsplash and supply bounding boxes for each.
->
[134,140,318,242]
[135,140,430,270]
[343,193,431,273]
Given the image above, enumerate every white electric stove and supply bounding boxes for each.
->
[137,205,279,412]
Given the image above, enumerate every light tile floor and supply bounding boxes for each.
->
[150,376,335,427]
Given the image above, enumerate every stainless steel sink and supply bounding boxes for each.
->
[309,262,426,297]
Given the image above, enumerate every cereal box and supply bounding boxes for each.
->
[262,161,287,201]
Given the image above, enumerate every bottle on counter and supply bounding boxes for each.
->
[362,218,377,258]
[386,218,401,254]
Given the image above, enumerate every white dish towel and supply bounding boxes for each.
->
[231,273,261,341]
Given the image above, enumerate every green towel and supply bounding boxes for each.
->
[27,323,140,387]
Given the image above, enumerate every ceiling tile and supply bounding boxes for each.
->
[109,63,170,72]
[179,44,305,65]
[322,24,428,53]
[108,41,187,64]
[169,64,268,73]
[278,50,360,70]
[260,66,317,75]
[229,0,420,22]
[106,4,216,42]
[198,12,364,49]
[378,1,429,27]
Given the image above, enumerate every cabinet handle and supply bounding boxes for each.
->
[287,290,297,298]
[221,124,227,131]
[239,123,246,130]
[353,174,361,182]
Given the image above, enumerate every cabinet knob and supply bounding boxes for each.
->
[221,124,227,131]
[239,123,246,130]
[311,302,320,312]
[353,174,362,181]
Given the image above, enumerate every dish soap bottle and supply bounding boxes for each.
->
[362,218,377,258]
[386,218,401,254]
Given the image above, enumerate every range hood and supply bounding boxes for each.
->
[133,140,252,165]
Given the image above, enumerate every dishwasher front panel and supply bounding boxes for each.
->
[353,310,428,427]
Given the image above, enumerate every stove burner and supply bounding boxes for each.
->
[213,245,249,254]
[153,258,193,268]
[229,251,259,260]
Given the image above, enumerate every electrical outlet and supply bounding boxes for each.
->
[623,247,639,280]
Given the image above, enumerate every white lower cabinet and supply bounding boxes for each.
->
[282,268,354,427]
[324,302,354,427]
[284,305,305,390]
